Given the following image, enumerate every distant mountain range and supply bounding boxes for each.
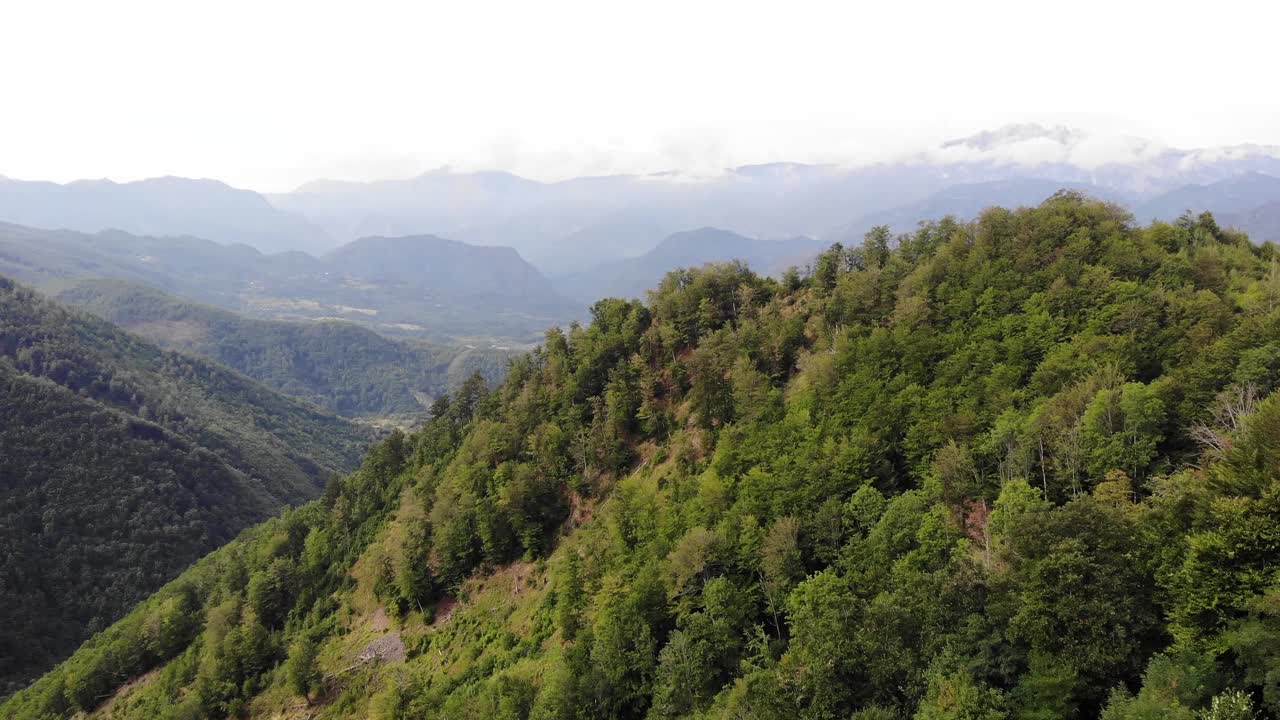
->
[5,124,1280,316]
[0,222,576,343]
[0,175,330,254]
[7,125,1280,278]
[265,125,1280,269]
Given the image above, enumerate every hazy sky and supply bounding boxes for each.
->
[2,0,1277,192]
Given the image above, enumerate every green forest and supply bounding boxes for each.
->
[0,278,374,694]
[9,193,1280,719]
[54,278,515,419]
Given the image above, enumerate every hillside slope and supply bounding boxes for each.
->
[0,278,374,694]
[54,279,514,419]
[11,195,1280,719]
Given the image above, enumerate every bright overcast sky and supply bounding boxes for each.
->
[1,0,1277,192]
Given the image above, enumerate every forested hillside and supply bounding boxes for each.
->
[55,279,513,419]
[11,194,1280,719]
[0,278,374,694]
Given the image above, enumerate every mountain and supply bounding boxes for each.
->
[1134,171,1280,223]
[279,169,549,243]
[560,227,826,303]
[13,195,1280,719]
[1224,199,1280,244]
[0,277,375,694]
[53,279,516,419]
[324,234,562,303]
[0,221,267,305]
[266,125,1280,272]
[0,176,331,254]
[7,126,1280,271]
[0,222,575,343]
[827,178,1134,244]
[548,216,679,273]
[270,164,950,271]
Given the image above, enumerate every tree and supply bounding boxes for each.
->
[761,516,803,625]
[779,570,860,716]
[1200,691,1259,720]
[555,553,586,641]
[396,518,437,614]
[813,243,844,295]
[1012,653,1077,720]
[914,654,1007,720]
[1097,654,1210,720]
[649,630,717,719]
[246,558,295,628]
[285,637,321,704]
[845,483,888,536]
[587,570,664,720]
[1081,381,1164,482]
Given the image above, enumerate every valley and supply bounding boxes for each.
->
[0,277,375,694]
[53,278,515,420]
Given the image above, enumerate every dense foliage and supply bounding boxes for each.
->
[0,278,374,694]
[11,194,1280,719]
[55,278,513,419]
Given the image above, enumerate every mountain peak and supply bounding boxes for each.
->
[645,227,760,255]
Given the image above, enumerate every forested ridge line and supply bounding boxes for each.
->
[8,193,1280,719]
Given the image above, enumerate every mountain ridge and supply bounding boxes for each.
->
[265,127,1280,269]
[8,126,1280,273]
[13,194,1280,719]
[0,222,574,343]
[0,176,332,254]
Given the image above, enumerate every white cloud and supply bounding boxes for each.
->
[1068,134,1167,170]
[0,0,1277,191]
